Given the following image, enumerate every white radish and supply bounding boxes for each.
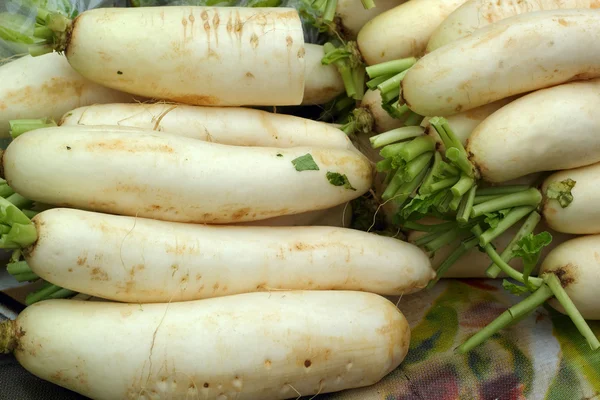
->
[302,43,345,105]
[2,126,372,224]
[24,208,434,302]
[0,291,411,400]
[542,162,600,234]
[360,89,404,133]
[59,102,355,150]
[336,0,407,38]
[41,7,306,106]
[539,235,600,319]
[0,53,134,138]
[402,9,600,117]
[237,203,352,227]
[467,79,600,182]
[357,0,469,65]
[427,0,600,52]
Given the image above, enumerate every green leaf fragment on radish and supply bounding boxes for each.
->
[514,232,553,288]
[326,172,356,191]
[291,153,319,171]
[483,208,511,229]
[546,178,576,208]
[502,280,530,296]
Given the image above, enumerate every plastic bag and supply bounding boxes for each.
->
[0,0,126,63]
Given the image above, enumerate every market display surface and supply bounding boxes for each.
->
[0,0,600,399]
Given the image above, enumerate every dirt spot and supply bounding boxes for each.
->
[286,36,293,47]
[231,207,251,221]
[213,282,220,291]
[87,139,174,154]
[212,13,220,28]
[245,72,255,79]
[170,94,220,106]
[203,383,210,388]
[166,243,188,255]
[297,47,305,59]
[304,359,312,368]
[77,256,88,266]
[90,267,109,281]
[264,359,272,368]
[557,18,571,27]
[250,33,259,49]
[68,268,73,272]
[550,264,577,288]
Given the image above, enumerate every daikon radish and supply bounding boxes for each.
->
[403,9,600,116]
[28,7,306,106]
[0,291,411,400]
[468,79,600,182]
[59,102,354,150]
[427,0,600,52]
[1,126,372,224]
[336,0,407,38]
[0,52,134,138]
[302,43,345,105]
[357,0,469,65]
[19,208,434,302]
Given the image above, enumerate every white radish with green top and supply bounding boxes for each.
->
[0,53,135,138]
[27,7,307,106]
[467,79,600,182]
[0,291,411,400]
[59,102,355,151]
[402,9,600,117]
[18,208,434,303]
[2,126,372,224]
[426,0,600,52]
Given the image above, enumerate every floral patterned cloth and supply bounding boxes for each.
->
[2,279,599,399]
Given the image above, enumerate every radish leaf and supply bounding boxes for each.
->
[514,232,553,288]
[546,178,576,208]
[326,172,356,190]
[291,153,319,171]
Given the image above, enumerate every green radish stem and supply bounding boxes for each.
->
[366,57,417,79]
[12,272,40,282]
[398,136,435,162]
[427,236,479,289]
[457,185,477,224]
[322,0,338,22]
[424,228,465,252]
[404,220,457,233]
[367,74,392,90]
[376,158,392,172]
[413,229,449,247]
[339,108,374,136]
[0,319,17,354]
[404,112,424,127]
[381,87,399,104]
[20,8,73,54]
[377,69,409,96]
[380,142,407,158]
[369,126,424,148]
[478,206,535,247]
[381,102,410,120]
[24,282,76,305]
[472,225,543,287]
[437,192,454,214]
[393,167,429,206]
[6,193,34,210]
[322,42,365,101]
[382,169,405,201]
[476,185,531,196]
[6,260,33,275]
[9,118,57,138]
[360,0,375,9]
[0,197,38,249]
[403,152,433,182]
[21,210,39,219]
[449,194,462,211]
[0,179,15,198]
[486,211,541,278]
[457,284,554,353]
[543,274,600,350]
[473,194,502,205]
[451,174,474,197]
[429,175,460,194]
[446,147,474,178]
[419,152,442,194]
[471,188,542,218]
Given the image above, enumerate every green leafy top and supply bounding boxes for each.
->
[291,153,319,172]
[513,232,553,288]
[546,178,576,208]
[483,208,510,229]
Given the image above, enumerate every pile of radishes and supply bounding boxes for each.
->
[1,0,600,399]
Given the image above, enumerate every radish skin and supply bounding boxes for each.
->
[539,235,600,319]
[542,162,600,234]
[302,44,345,105]
[336,0,407,38]
[402,9,600,117]
[237,203,352,227]
[0,291,411,399]
[357,0,468,65]
[467,79,600,182]
[25,208,434,302]
[0,53,134,138]
[60,102,354,150]
[427,0,600,52]
[64,7,306,106]
[2,126,372,224]
[360,89,404,133]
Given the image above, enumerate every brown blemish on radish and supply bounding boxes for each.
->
[548,264,577,288]
[245,72,255,78]
[231,207,251,221]
[77,256,87,266]
[90,267,109,281]
[86,139,174,154]
[170,94,220,105]
[250,33,259,49]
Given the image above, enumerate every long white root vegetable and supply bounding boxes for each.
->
[427,0,600,52]
[336,0,407,38]
[539,235,600,319]
[357,0,468,65]
[60,102,355,150]
[2,126,372,223]
[23,208,434,302]
[35,7,306,106]
[0,53,134,138]
[302,44,345,105]
[0,291,411,400]
[467,79,600,182]
[542,162,600,234]
[403,9,600,116]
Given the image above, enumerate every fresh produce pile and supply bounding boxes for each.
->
[1,0,600,399]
